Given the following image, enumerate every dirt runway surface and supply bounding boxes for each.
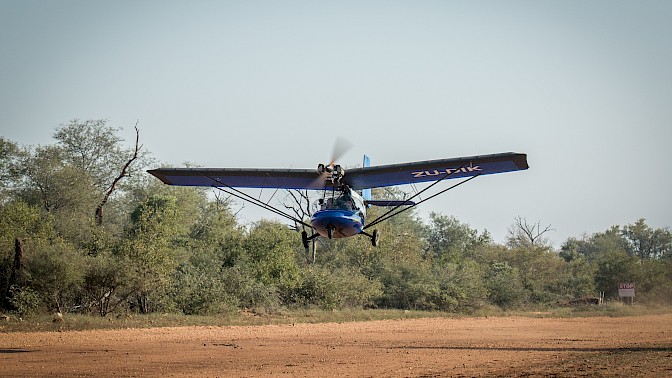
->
[1,314,671,377]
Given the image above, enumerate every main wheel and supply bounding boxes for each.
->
[372,229,380,247]
[301,231,309,249]
[327,226,333,239]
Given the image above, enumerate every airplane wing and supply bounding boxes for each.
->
[341,152,528,190]
[147,167,325,189]
[148,152,528,190]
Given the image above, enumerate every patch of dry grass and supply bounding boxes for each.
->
[2,305,670,333]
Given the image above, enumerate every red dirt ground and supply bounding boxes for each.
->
[1,314,671,377]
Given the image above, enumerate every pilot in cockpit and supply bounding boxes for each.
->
[336,192,354,211]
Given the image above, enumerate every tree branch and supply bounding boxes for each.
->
[95,123,141,226]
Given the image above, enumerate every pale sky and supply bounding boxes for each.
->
[1,0,671,246]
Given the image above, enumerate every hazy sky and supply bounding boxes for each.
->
[2,1,671,246]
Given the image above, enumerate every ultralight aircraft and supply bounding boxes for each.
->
[148,151,528,248]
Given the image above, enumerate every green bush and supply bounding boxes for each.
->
[485,262,526,308]
[7,285,40,316]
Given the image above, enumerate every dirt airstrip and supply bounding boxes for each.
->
[1,314,671,377]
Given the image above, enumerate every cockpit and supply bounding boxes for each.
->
[313,192,359,212]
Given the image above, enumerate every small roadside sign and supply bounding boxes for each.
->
[618,283,635,298]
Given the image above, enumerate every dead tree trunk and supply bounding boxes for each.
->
[95,124,141,225]
[3,238,26,310]
[9,238,26,287]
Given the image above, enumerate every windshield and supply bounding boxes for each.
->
[313,193,356,212]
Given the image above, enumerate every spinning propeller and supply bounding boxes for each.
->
[315,137,353,187]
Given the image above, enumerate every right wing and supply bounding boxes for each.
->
[342,152,528,190]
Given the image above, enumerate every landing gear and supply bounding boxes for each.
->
[327,226,334,239]
[372,229,379,247]
[359,229,380,247]
[302,231,309,249]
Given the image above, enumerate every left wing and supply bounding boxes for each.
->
[342,152,528,190]
[147,167,325,189]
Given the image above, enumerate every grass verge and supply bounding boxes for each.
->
[1,304,671,333]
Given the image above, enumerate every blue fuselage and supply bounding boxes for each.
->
[310,188,366,238]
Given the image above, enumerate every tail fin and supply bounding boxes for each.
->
[362,155,371,201]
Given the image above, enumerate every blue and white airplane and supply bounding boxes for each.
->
[148,152,528,248]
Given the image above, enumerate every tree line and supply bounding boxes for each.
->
[1,120,671,316]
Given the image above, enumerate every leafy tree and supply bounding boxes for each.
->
[621,219,672,259]
[0,202,54,255]
[170,249,238,315]
[10,143,100,243]
[7,285,40,316]
[559,238,587,262]
[331,266,383,308]
[375,259,438,310]
[14,145,73,211]
[485,261,526,308]
[0,137,23,201]
[83,252,131,316]
[424,212,491,262]
[187,196,246,267]
[243,220,301,299]
[53,119,140,191]
[7,119,147,227]
[505,247,567,302]
[636,259,672,303]
[561,221,671,302]
[292,265,384,310]
[292,266,342,309]
[431,260,487,312]
[0,202,55,311]
[219,266,280,310]
[125,194,183,313]
[561,226,630,262]
[559,255,596,299]
[24,238,85,313]
[189,199,239,244]
[594,249,640,299]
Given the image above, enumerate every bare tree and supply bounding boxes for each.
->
[283,189,317,263]
[506,216,554,249]
[95,124,141,225]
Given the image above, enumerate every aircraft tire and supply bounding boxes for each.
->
[301,231,309,249]
[372,229,379,247]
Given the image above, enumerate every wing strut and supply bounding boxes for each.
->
[363,164,481,230]
[205,175,314,230]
